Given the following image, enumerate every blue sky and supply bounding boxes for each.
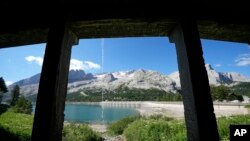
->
[0,37,250,85]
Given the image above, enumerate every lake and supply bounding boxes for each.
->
[64,103,139,124]
[33,103,139,124]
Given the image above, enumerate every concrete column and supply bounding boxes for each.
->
[169,19,219,141]
[31,23,78,141]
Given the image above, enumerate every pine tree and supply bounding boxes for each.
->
[0,77,8,103]
[0,77,8,93]
[10,85,20,106]
[13,96,32,114]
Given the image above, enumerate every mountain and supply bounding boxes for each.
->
[6,70,93,99]
[6,64,250,99]
[221,72,250,82]
[168,72,181,87]
[168,64,250,87]
[11,69,93,87]
[68,69,177,94]
[7,69,178,98]
[68,70,94,83]
[12,73,41,87]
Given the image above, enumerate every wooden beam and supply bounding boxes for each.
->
[31,23,78,141]
[169,19,219,141]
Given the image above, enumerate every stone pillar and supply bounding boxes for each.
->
[31,23,78,141]
[169,19,219,141]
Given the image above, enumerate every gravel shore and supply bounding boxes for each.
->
[137,101,249,118]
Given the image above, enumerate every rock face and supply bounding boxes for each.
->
[12,73,41,87]
[7,64,250,98]
[11,69,92,87]
[204,64,233,85]
[68,70,94,83]
[68,69,177,94]
[102,73,116,83]
[8,69,178,97]
[168,64,250,87]
[168,71,181,87]
[221,72,250,82]
[7,69,92,98]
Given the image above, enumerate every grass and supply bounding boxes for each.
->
[0,105,102,141]
[0,110,33,141]
[217,114,250,140]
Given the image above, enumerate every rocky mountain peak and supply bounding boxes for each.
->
[7,66,250,98]
[168,64,250,87]
[11,69,93,87]
[205,64,214,70]
[68,70,86,83]
[102,73,116,82]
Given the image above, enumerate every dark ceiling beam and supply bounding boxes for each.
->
[1,18,250,48]
[1,3,250,48]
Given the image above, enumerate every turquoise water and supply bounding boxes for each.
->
[64,104,139,124]
[32,103,139,124]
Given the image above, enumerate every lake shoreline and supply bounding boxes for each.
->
[65,101,249,119]
[63,101,249,141]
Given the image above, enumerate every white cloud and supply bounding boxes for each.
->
[70,59,84,70]
[83,61,101,70]
[70,59,101,70]
[6,81,13,86]
[215,64,221,67]
[235,54,250,66]
[25,56,43,66]
[25,56,100,71]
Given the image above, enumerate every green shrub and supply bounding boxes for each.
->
[217,115,250,140]
[108,116,139,136]
[244,105,250,109]
[0,104,9,114]
[231,82,250,96]
[63,123,102,141]
[122,115,250,141]
[124,117,186,141]
[146,115,174,121]
[11,96,32,114]
[210,85,243,101]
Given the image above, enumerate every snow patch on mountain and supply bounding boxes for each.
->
[7,64,250,98]
[68,69,177,94]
